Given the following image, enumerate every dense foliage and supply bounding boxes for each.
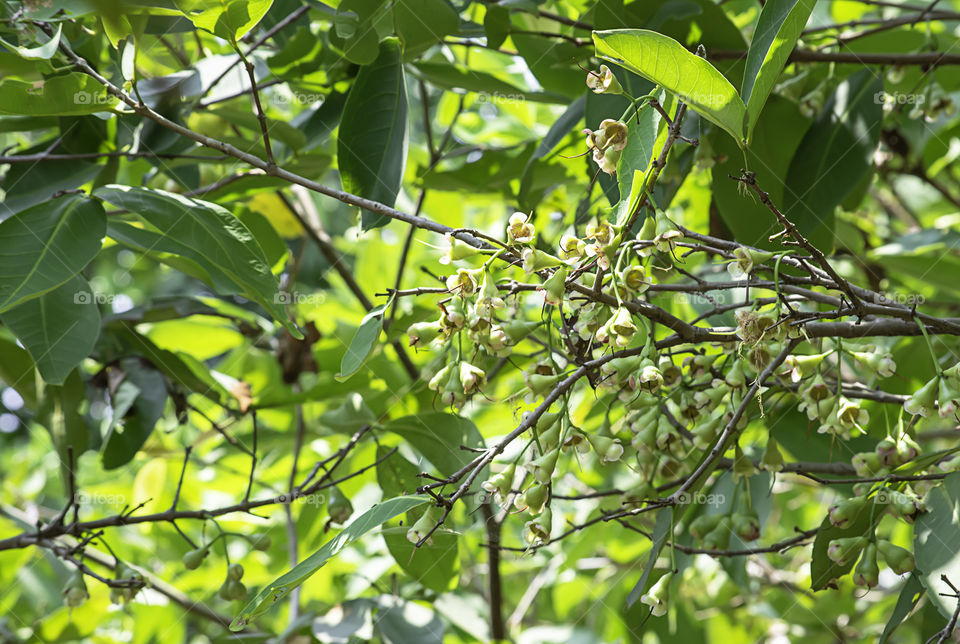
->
[3,0,960,641]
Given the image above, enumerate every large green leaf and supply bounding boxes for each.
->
[338,37,408,229]
[782,70,882,253]
[915,473,960,619]
[394,0,459,59]
[741,0,817,142]
[383,527,460,593]
[100,357,168,469]
[0,74,120,116]
[336,300,391,381]
[95,185,300,337]
[879,574,924,643]
[711,96,810,249]
[381,412,485,476]
[0,194,106,313]
[0,24,62,60]
[176,0,272,42]
[230,495,432,630]
[0,275,101,385]
[593,29,746,144]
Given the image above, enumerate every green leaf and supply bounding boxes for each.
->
[741,0,817,142]
[95,185,301,338]
[879,574,924,643]
[338,37,408,229]
[101,357,168,469]
[394,0,459,60]
[374,595,445,644]
[230,495,432,630]
[37,369,92,483]
[381,412,485,476]
[318,393,376,433]
[483,4,510,49]
[383,527,459,592]
[0,74,120,116]
[177,0,273,43]
[915,473,960,619]
[710,96,810,250]
[377,446,421,500]
[0,275,101,385]
[782,70,882,253]
[336,300,391,381]
[593,29,746,144]
[626,506,673,608]
[612,100,663,225]
[810,497,875,591]
[0,194,106,313]
[0,24,62,60]
[519,95,585,209]
[0,332,38,409]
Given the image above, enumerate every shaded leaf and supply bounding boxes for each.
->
[338,37,408,229]
[741,0,817,142]
[0,275,101,385]
[0,194,105,313]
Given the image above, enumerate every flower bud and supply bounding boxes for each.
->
[459,361,486,394]
[327,486,354,525]
[586,433,624,463]
[827,536,867,565]
[940,376,960,417]
[640,571,674,617]
[183,547,208,570]
[407,505,439,545]
[538,267,568,306]
[732,443,757,483]
[828,496,869,529]
[876,540,915,574]
[689,514,723,540]
[653,212,682,252]
[703,518,732,550]
[481,463,517,504]
[853,543,879,588]
[732,513,761,542]
[852,451,884,477]
[850,350,896,378]
[522,248,563,273]
[408,320,444,347]
[251,535,271,551]
[524,507,553,545]
[530,447,560,483]
[904,376,939,417]
[228,563,244,581]
[63,570,89,607]
[438,233,480,264]
[515,482,549,515]
[760,436,784,472]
